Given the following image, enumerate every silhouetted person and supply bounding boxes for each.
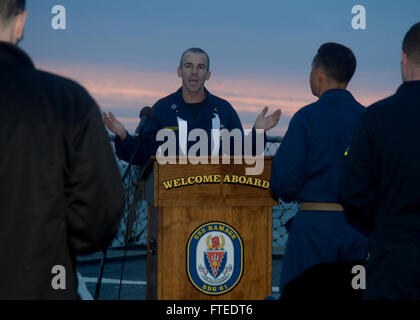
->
[339,21,420,300]
[0,0,125,299]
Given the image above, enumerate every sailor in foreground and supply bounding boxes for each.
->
[0,0,125,299]
[270,42,368,297]
[339,21,420,300]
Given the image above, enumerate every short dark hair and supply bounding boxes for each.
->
[312,42,356,84]
[0,0,25,23]
[179,48,210,71]
[403,22,420,65]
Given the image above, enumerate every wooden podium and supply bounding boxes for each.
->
[142,156,277,300]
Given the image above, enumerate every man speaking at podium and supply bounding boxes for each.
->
[103,48,281,165]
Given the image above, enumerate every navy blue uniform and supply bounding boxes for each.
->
[339,81,420,299]
[270,89,368,294]
[115,87,262,165]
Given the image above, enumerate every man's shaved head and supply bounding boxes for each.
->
[0,0,25,25]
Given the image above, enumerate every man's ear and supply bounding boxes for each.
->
[205,70,211,81]
[402,50,408,68]
[14,10,28,44]
[177,66,182,78]
[317,68,326,84]
[401,50,409,82]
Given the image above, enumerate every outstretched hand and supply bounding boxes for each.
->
[254,106,282,131]
[102,112,127,140]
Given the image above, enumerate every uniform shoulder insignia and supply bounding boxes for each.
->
[170,104,178,113]
[344,145,350,157]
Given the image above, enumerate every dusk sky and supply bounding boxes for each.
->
[21,0,420,136]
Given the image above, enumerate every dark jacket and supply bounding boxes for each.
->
[270,89,365,203]
[0,42,125,299]
[339,81,420,233]
[115,87,264,165]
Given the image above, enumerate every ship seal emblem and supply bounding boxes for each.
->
[187,221,244,295]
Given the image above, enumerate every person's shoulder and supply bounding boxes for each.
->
[344,97,366,118]
[28,69,99,122]
[26,68,97,112]
[368,93,397,110]
[353,92,398,130]
[348,94,366,111]
[152,89,179,112]
[293,100,319,119]
[282,104,314,132]
[209,92,232,108]
[354,101,366,112]
[31,68,88,94]
[207,91,236,117]
[364,92,398,117]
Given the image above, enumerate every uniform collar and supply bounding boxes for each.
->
[0,41,34,68]
[397,80,420,94]
[319,88,355,101]
[174,87,218,123]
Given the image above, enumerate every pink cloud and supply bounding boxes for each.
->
[36,60,391,137]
